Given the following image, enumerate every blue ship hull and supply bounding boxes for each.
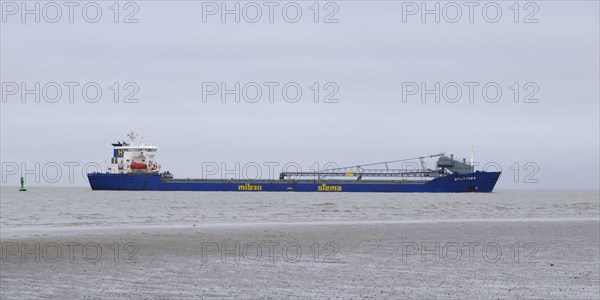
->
[88,171,501,193]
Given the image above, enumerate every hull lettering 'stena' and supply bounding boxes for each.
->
[88,132,501,193]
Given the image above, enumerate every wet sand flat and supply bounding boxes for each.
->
[2,219,598,299]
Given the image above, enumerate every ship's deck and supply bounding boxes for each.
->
[164,178,430,184]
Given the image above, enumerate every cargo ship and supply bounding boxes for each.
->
[88,133,501,192]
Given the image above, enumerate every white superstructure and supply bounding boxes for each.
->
[108,132,161,174]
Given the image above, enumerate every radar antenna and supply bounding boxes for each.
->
[127,131,138,143]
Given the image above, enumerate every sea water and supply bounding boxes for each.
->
[1,188,598,236]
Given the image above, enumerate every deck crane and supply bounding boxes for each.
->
[279,153,447,180]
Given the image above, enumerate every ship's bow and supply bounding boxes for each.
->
[475,171,501,192]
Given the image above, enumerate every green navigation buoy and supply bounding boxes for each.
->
[19,177,27,191]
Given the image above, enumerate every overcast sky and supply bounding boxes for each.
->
[1,1,598,189]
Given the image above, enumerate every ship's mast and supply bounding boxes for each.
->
[470,143,474,166]
[127,131,138,144]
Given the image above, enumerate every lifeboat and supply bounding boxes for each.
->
[130,162,148,170]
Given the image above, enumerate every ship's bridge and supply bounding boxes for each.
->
[107,132,160,174]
